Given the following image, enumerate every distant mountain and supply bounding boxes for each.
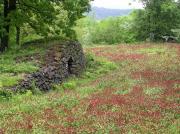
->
[89,7,133,20]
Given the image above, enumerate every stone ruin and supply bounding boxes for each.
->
[18,41,86,91]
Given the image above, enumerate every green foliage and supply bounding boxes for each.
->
[171,27,180,42]
[75,0,180,44]
[84,53,117,80]
[0,45,179,133]
[62,81,77,90]
[0,74,21,87]
[0,62,38,73]
[130,9,149,41]
[137,0,180,41]
[174,83,180,89]
[0,0,93,51]
[115,89,131,95]
[0,52,38,88]
[138,47,166,54]
[92,16,136,44]
[75,16,96,45]
[114,79,136,95]
[0,42,48,89]
[54,53,118,93]
[0,50,118,124]
[76,15,136,45]
[167,121,180,134]
[28,81,42,95]
[144,87,163,96]
[0,89,13,101]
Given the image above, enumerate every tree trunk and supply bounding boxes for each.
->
[0,0,16,52]
[16,26,20,45]
[0,0,9,52]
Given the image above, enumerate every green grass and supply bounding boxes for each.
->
[167,121,180,134]
[0,44,179,133]
[0,44,47,88]
[174,83,180,89]
[0,53,118,133]
[62,80,77,90]
[0,89,13,101]
[144,87,163,96]
[0,74,22,87]
[0,52,117,111]
[114,78,136,95]
[115,88,131,95]
[53,53,118,96]
[138,46,167,54]
[0,62,38,73]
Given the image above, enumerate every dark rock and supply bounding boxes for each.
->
[18,41,86,92]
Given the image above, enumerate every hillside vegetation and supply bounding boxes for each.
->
[0,43,180,133]
[76,0,180,45]
[0,0,180,133]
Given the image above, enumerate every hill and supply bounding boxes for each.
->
[89,6,133,19]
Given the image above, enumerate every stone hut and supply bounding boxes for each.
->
[19,41,86,91]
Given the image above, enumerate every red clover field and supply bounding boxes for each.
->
[0,43,180,133]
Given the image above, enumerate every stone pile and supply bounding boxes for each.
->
[18,41,86,91]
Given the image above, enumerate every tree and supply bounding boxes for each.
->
[139,0,180,41]
[0,0,93,52]
[0,0,16,51]
[131,9,150,41]
[62,0,92,39]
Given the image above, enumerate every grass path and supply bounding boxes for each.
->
[0,43,180,133]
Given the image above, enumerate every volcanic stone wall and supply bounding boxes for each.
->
[19,41,86,91]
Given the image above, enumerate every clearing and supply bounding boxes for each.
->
[0,43,180,133]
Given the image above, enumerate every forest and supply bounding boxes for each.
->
[0,0,180,133]
[76,0,180,44]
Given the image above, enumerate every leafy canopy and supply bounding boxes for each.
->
[0,0,93,41]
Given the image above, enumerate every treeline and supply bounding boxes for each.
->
[76,0,180,45]
[0,0,92,52]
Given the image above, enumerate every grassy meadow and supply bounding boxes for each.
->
[0,43,179,133]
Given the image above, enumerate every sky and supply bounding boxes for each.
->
[91,0,143,9]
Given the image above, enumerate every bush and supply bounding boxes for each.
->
[75,15,137,45]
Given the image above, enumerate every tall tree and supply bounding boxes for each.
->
[0,0,93,52]
[0,0,16,51]
[140,0,180,40]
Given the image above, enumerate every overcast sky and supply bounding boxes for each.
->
[91,0,143,9]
